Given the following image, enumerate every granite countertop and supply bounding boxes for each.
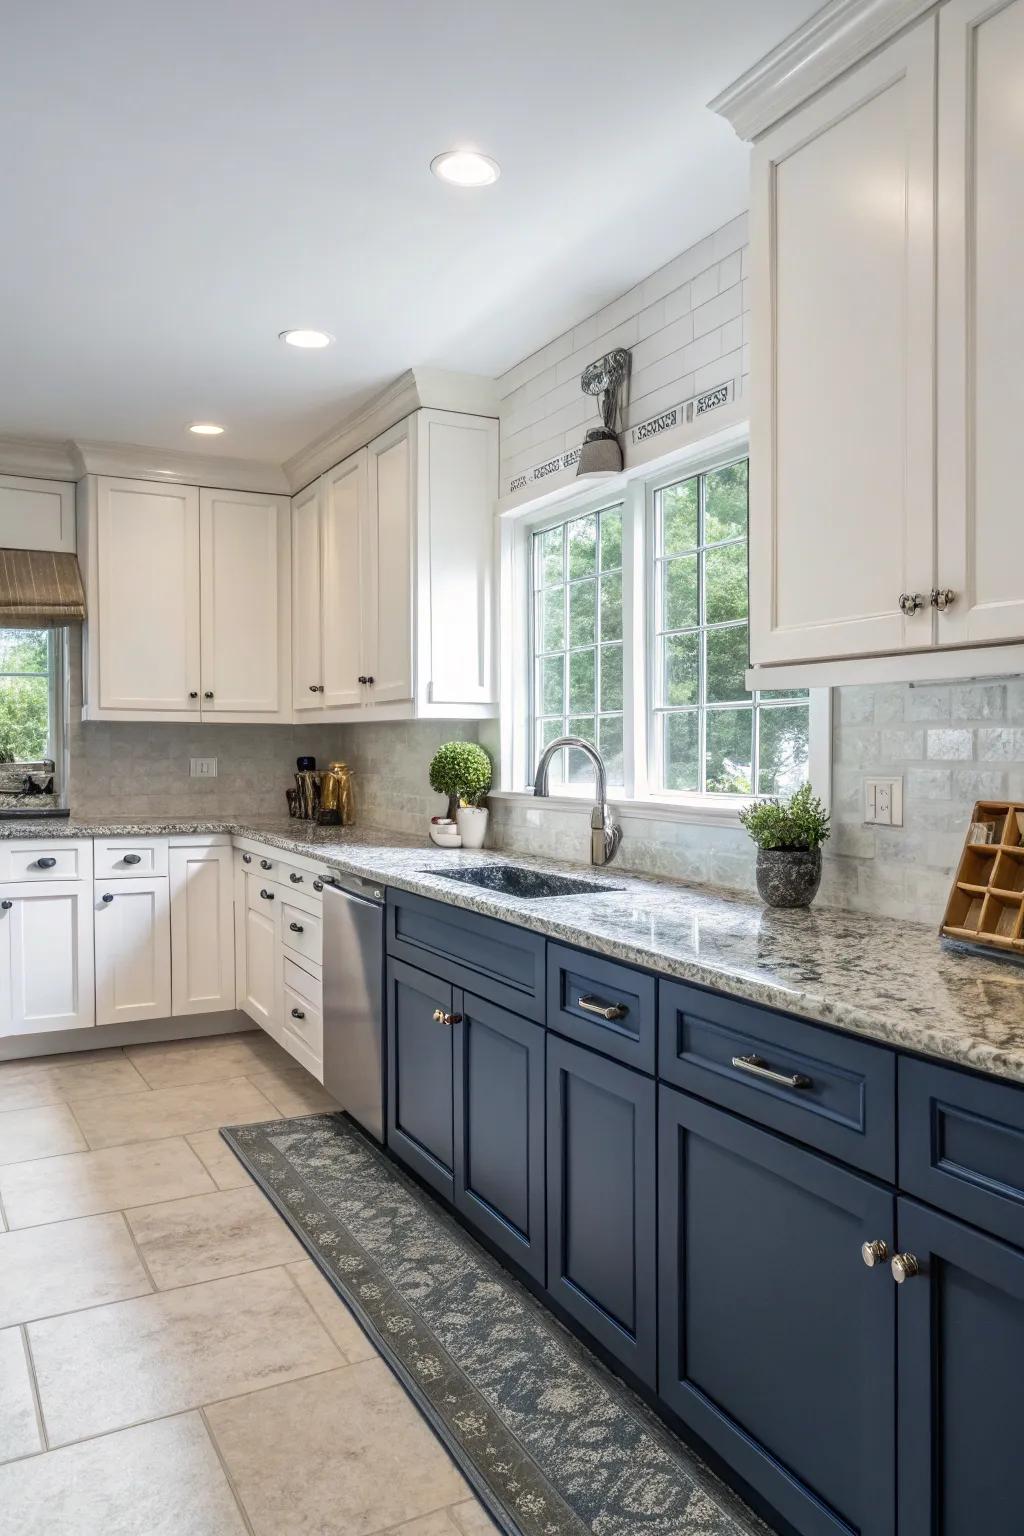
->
[6,815,1024,1085]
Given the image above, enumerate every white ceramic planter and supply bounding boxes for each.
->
[456,806,489,849]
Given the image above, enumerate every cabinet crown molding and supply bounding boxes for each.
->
[0,435,79,482]
[72,441,290,494]
[709,0,938,140]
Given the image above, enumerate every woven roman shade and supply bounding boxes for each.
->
[0,548,86,627]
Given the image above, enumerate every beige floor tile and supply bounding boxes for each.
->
[0,1326,42,1465]
[186,1129,252,1190]
[0,1104,85,1166]
[0,1212,151,1327]
[448,1499,501,1536]
[126,1186,303,1288]
[382,1513,464,1536]
[70,1077,279,1150]
[30,1266,343,1446]
[126,1031,290,1089]
[206,1360,468,1536]
[247,1064,339,1116]
[0,1138,215,1229]
[0,1054,148,1112]
[286,1260,378,1363]
[0,1412,249,1535]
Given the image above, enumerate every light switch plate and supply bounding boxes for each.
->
[189,757,218,778]
[864,776,903,827]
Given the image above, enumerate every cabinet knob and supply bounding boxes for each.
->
[289,873,303,883]
[259,888,274,900]
[1,900,12,910]
[260,860,272,870]
[189,691,198,700]
[101,893,114,903]
[431,1008,462,1027]
[203,691,214,700]
[242,854,252,864]
[289,921,304,933]
[931,587,957,612]
[891,1252,920,1284]
[35,857,57,869]
[358,675,368,684]
[122,854,141,866]
[861,1240,889,1268]
[365,676,375,685]
[290,1007,305,1020]
[309,684,319,693]
[312,879,323,892]
[898,592,925,616]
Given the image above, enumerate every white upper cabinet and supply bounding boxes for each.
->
[936,0,1024,647]
[0,476,75,553]
[290,408,497,722]
[81,476,202,717]
[80,476,291,721]
[199,489,290,720]
[748,19,937,667]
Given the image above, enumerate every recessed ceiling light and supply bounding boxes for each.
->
[279,328,334,349]
[430,150,500,188]
[188,422,224,436]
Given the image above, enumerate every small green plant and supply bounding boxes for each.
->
[738,783,831,852]
[429,740,492,818]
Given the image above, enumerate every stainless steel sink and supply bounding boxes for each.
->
[424,864,621,899]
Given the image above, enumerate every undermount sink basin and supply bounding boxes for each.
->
[425,864,621,899]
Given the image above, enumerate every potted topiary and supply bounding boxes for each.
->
[738,783,831,909]
[428,741,493,849]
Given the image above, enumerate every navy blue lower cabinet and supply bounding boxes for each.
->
[546,1034,657,1386]
[386,958,455,1200]
[896,1196,1024,1536]
[658,1084,895,1536]
[453,994,546,1283]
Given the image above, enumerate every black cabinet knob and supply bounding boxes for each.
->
[1,900,12,910]
[260,859,272,870]
[291,1007,305,1020]
[189,691,198,700]
[203,691,214,700]
[35,857,56,869]
[366,675,375,685]
[101,893,114,903]
[309,684,319,693]
[259,888,274,900]
[289,921,304,933]
[358,675,367,684]
[122,854,141,866]
[242,853,252,864]
[312,879,323,892]
[289,872,303,883]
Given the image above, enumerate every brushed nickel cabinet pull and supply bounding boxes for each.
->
[731,1053,811,1090]
[578,995,628,1021]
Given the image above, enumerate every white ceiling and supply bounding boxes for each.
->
[1,0,821,464]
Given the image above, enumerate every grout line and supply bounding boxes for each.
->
[118,1208,158,1294]
[20,1323,50,1453]
[60,1096,92,1151]
[198,1406,258,1536]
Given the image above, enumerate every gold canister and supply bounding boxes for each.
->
[318,761,354,826]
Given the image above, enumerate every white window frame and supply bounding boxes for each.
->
[498,430,830,825]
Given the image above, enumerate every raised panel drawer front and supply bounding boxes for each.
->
[659,1086,895,1536]
[546,943,656,1072]
[546,1035,657,1386]
[899,1058,1024,1248]
[454,994,546,1283]
[659,979,895,1180]
[895,1197,1024,1536]
[387,892,545,1022]
[93,838,168,879]
[386,958,455,1200]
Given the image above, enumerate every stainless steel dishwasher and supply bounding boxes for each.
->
[321,873,385,1141]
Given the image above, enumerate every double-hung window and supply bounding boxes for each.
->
[520,447,821,808]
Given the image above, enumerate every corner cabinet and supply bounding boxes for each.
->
[741,0,1024,678]
[291,408,498,722]
[78,477,291,722]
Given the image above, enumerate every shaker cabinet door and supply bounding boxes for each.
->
[94,876,171,1026]
[365,420,413,706]
[658,1086,895,1536]
[240,874,280,1037]
[200,489,290,718]
[2,882,94,1036]
[386,958,455,1200]
[169,844,235,1016]
[936,0,1024,646]
[321,449,367,711]
[291,479,324,711]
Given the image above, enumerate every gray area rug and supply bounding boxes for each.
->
[221,1112,773,1536]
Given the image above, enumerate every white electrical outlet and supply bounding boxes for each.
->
[864,776,903,827]
[189,757,218,778]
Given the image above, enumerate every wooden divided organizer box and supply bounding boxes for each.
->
[942,802,1024,959]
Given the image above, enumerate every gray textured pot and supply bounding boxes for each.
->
[755,847,822,908]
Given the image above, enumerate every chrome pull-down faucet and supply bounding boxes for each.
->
[533,736,621,867]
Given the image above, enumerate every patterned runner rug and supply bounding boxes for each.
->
[221,1112,773,1536]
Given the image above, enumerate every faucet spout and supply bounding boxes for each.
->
[532,736,621,867]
